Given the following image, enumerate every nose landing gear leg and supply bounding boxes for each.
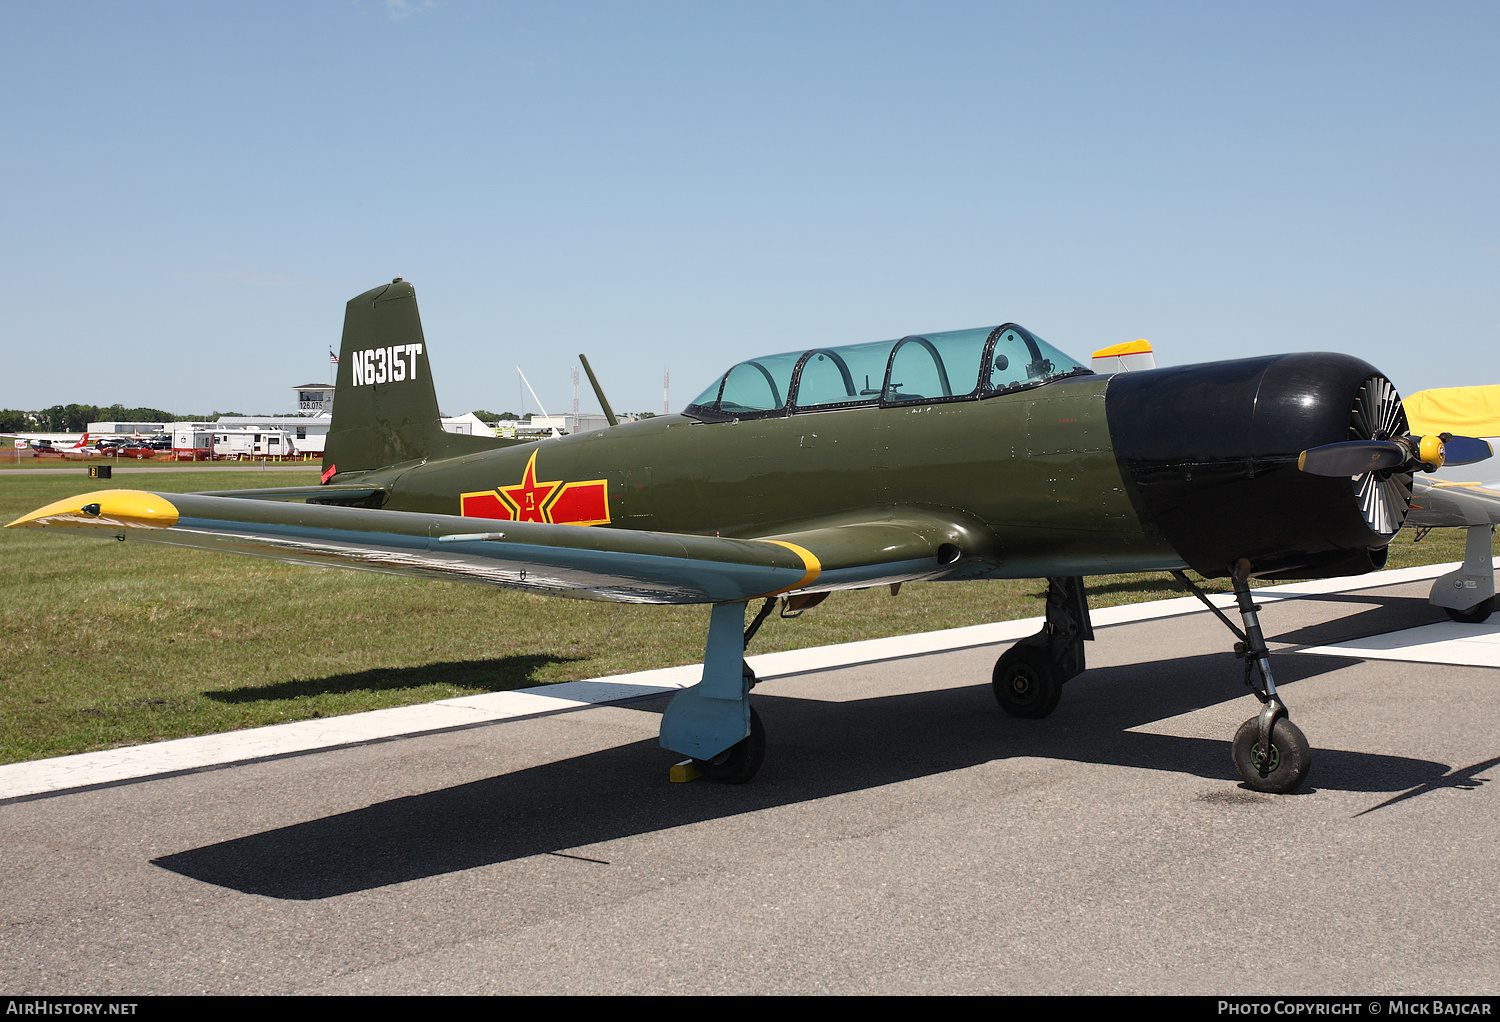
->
[1174,561,1311,793]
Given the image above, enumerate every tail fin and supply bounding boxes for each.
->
[323,278,515,477]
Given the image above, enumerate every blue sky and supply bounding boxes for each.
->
[2,1,1496,417]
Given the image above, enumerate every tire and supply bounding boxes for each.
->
[1444,596,1494,625]
[1232,715,1311,793]
[692,705,765,784]
[991,645,1063,719]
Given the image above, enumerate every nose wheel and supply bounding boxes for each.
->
[1231,713,1310,794]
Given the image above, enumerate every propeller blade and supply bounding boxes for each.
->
[1297,440,1408,477]
[1439,435,1494,467]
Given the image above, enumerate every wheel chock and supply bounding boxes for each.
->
[669,759,701,783]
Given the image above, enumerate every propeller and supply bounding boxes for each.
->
[1299,432,1494,477]
[1440,434,1496,466]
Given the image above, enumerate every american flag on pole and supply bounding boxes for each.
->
[329,348,339,366]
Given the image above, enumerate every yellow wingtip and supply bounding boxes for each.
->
[6,490,180,530]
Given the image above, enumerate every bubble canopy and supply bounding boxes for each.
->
[684,325,1091,421]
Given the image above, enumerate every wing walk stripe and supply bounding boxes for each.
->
[754,540,822,597]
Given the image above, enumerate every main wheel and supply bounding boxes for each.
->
[991,645,1063,719]
[1445,596,1494,625]
[1232,715,1311,793]
[692,705,765,784]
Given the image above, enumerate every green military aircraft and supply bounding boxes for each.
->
[10,279,1495,792]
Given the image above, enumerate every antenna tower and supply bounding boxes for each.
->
[663,367,670,414]
[572,366,579,416]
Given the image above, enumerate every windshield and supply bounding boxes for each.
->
[987,326,1089,392]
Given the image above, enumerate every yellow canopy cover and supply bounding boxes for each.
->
[1403,385,1500,437]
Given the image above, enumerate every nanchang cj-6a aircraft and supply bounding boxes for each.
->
[11,279,1495,792]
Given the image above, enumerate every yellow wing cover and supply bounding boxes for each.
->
[1404,385,1500,438]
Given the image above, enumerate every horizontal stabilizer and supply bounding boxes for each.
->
[194,484,386,505]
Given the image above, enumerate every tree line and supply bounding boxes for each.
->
[0,405,238,433]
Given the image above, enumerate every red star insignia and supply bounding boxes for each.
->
[498,451,560,523]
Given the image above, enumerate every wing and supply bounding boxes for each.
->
[6,489,984,605]
[1406,477,1500,529]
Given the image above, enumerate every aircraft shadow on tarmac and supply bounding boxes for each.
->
[1263,593,1447,648]
[202,654,585,703]
[154,646,1464,900]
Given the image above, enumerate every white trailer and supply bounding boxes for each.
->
[170,426,214,461]
[211,428,300,461]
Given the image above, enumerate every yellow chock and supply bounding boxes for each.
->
[669,759,701,783]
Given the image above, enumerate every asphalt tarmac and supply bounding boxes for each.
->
[2,576,1497,995]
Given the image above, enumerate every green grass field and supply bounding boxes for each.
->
[0,468,1475,764]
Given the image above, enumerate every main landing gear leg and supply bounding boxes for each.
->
[659,600,766,783]
[992,576,1093,719]
[1429,524,1496,624]
[1174,562,1311,793]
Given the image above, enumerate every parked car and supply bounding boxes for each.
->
[115,443,156,459]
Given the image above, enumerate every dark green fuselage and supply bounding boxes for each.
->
[354,374,1178,580]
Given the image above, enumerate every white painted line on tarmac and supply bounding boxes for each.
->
[0,558,1487,802]
[1300,618,1500,668]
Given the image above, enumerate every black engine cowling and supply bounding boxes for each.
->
[1105,352,1411,580]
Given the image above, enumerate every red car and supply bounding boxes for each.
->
[112,444,157,460]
